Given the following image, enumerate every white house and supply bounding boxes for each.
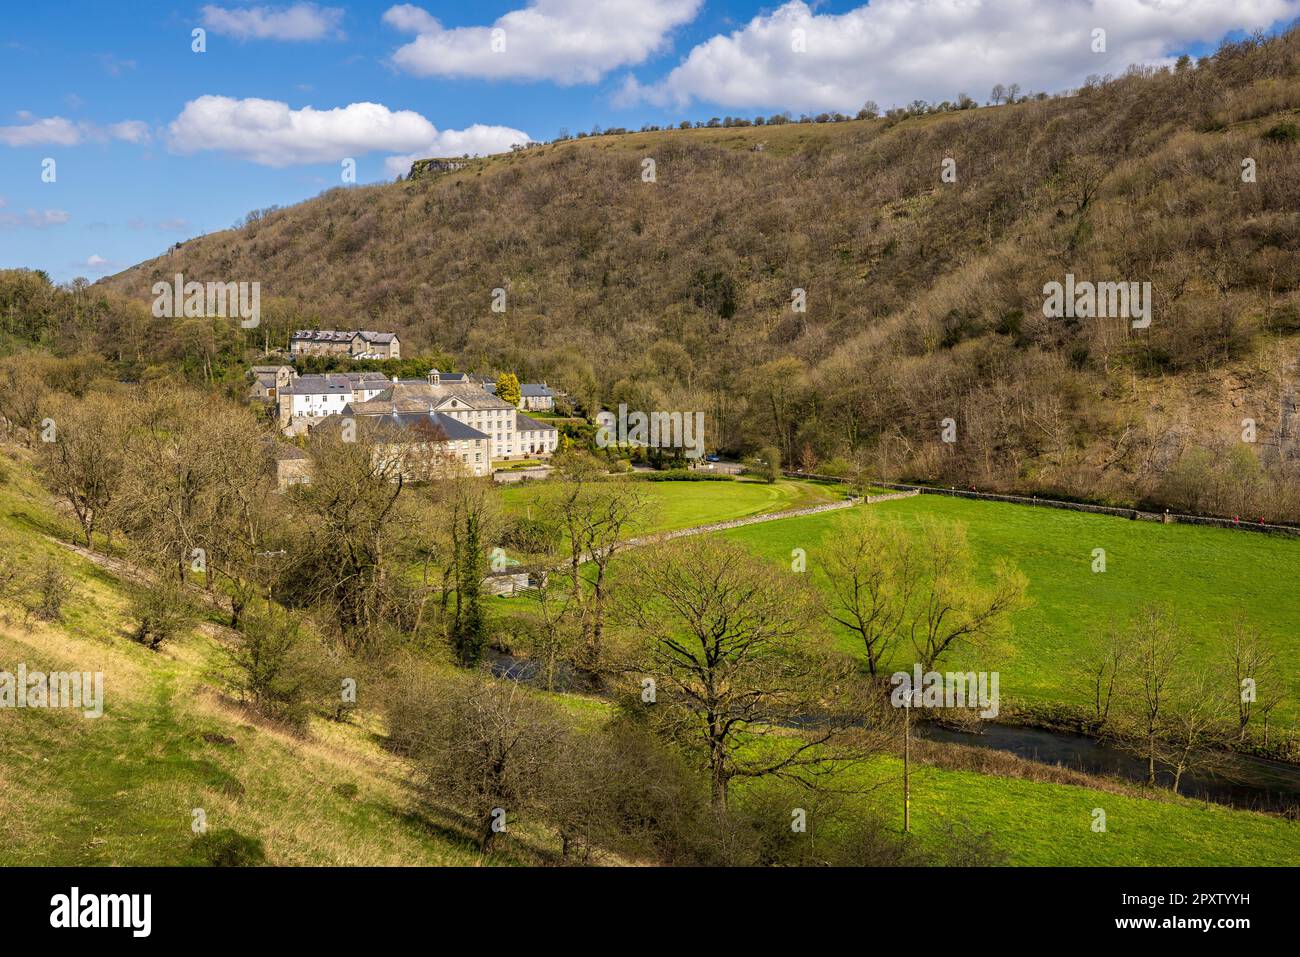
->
[515,412,560,457]
[519,383,557,412]
[277,372,392,431]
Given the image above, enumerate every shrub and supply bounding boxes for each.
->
[185,830,267,867]
[128,577,197,650]
[1263,121,1299,142]
[500,515,563,554]
[746,446,782,484]
[626,469,733,482]
[225,612,334,727]
[26,559,73,623]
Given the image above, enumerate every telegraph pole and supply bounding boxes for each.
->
[903,690,912,833]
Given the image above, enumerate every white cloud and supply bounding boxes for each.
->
[0,116,81,147]
[0,204,72,229]
[73,253,118,275]
[382,123,533,177]
[166,95,529,169]
[106,120,151,144]
[627,0,1300,112]
[200,3,345,41]
[383,0,702,84]
[0,114,151,147]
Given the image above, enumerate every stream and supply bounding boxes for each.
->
[922,722,1300,814]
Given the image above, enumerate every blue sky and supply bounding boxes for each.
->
[2,0,1296,283]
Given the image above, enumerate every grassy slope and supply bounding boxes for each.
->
[0,450,544,866]
[719,493,1300,726]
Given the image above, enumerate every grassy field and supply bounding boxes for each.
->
[718,493,1300,727]
[499,476,845,537]
[755,756,1298,866]
[3,450,1296,866]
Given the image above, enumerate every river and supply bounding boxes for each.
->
[922,722,1300,814]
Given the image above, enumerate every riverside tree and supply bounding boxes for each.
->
[612,537,874,810]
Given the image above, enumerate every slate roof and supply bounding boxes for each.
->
[515,413,557,433]
[291,329,399,343]
[280,373,355,396]
[439,372,495,386]
[324,409,488,443]
[484,381,553,398]
[350,381,514,414]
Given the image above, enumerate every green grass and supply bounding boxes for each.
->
[807,756,1299,866]
[719,494,1300,727]
[500,476,843,537]
[0,446,547,866]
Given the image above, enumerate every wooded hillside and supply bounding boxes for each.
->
[12,28,1299,518]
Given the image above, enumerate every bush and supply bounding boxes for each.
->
[1263,121,1299,142]
[745,446,782,484]
[26,559,73,623]
[185,829,267,867]
[225,612,336,727]
[128,577,197,650]
[500,515,563,554]
[626,469,733,482]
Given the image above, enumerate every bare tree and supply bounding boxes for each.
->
[1117,606,1184,787]
[1159,673,1231,794]
[35,392,127,549]
[277,423,415,654]
[1084,623,1131,730]
[613,537,874,810]
[554,475,648,674]
[1223,620,1284,743]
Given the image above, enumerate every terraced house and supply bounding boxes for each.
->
[277,371,392,431]
[289,329,401,360]
[344,369,558,468]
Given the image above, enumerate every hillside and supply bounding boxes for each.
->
[2,440,1296,866]
[88,28,1300,519]
[0,446,558,866]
